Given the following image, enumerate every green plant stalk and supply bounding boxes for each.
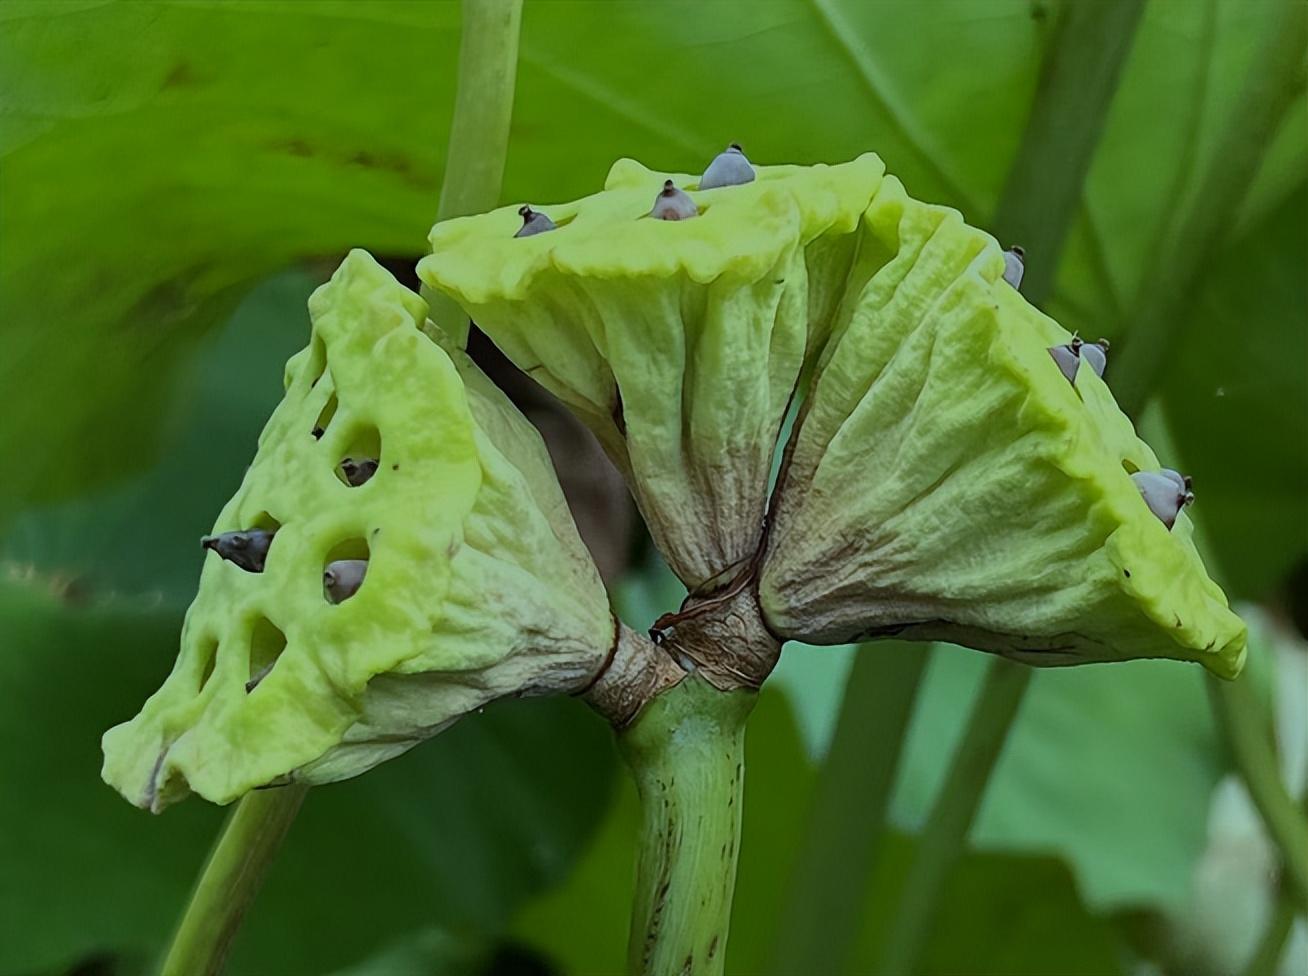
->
[1110,0,1308,417]
[876,659,1033,976]
[990,0,1146,303]
[159,784,308,976]
[618,676,755,976]
[766,644,929,975]
[1243,885,1297,976]
[1207,675,1308,913]
[420,0,524,347]
[809,4,1145,972]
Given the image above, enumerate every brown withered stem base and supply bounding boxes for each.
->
[651,578,782,693]
[582,622,686,728]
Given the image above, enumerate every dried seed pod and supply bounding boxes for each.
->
[650,180,698,221]
[1048,336,1084,384]
[200,530,275,573]
[323,559,368,603]
[699,143,755,190]
[1002,245,1025,290]
[1081,338,1109,378]
[1133,470,1194,530]
[104,251,619,813]
[514,205,556,238]
[339,457,378,486]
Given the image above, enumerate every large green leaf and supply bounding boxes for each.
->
[891,645,1223,913]
[8,1,1301,602]
[0,577,616,976]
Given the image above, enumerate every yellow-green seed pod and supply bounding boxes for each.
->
[101,251,616,811]
[418,154,885,589]
[759,177,1245,678]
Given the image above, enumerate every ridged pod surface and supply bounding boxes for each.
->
[758,177,1245,676]
[419,155,886,589]
[102,251,615,811]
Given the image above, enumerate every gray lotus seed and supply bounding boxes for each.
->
[650,180,698,221]
[699,143,755,190]
[200,529,276,573]
[1048,336,1083,384]
[1081,338,1109,378]
[514,205,556,238]
[1002,245,1025,290]
[1132,470,1194,530]
[340,457,378,487]
[324,559,368,603]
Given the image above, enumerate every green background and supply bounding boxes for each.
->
[1,1,1303,974]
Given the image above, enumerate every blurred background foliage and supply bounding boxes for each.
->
[0,1,1304,975]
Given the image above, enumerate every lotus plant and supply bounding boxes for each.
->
[104,147,1244,976]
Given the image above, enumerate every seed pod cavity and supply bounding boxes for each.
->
[200,529,276,573]
[514,205,557,238]
[699,143,756,190]
[650,180,698,221]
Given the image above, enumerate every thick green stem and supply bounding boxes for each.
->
[618,676,755,976]
[159,785,308,976]
[420,0,524,347]
[990,0,1145,304]
[1207,675,1308,913]
[766,644,929,975]
[1109,0,1307,416]
[877,659,1033,976]
[1243,887,1297,976]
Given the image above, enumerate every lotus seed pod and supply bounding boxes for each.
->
[1133,470,1194,530]
[339,457,378,486]
[1002,245,1025,289]
[700,143,756,190]
[514,205,556,238]
[1081,339,1109,378]
[1049,337,1084,384]
[323,558,368,603]
[200,529,275,573]
[102,250,620,811]
[758,175,1244,678]
[418,153,885,589]
[650,179,699,221]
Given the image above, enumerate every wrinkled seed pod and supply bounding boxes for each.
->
[323,559,368,603]
[200,530,276,573]
[1048,336,1083,384]
[1132,471,1193,530]
[1002,245,1025,290]
[340,457,379,486]
[699,143,756,190]
[514,205,557,238]
[650,180,699,221]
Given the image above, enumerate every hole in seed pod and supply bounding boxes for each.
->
[305,336,327,389]
[248,511,282,533]
[312,390,338,438]
[323,538,369,604]
[196,637,219,694]
[1121,459,1141,475]
[334,425,381,486]
[245,617,287,693]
